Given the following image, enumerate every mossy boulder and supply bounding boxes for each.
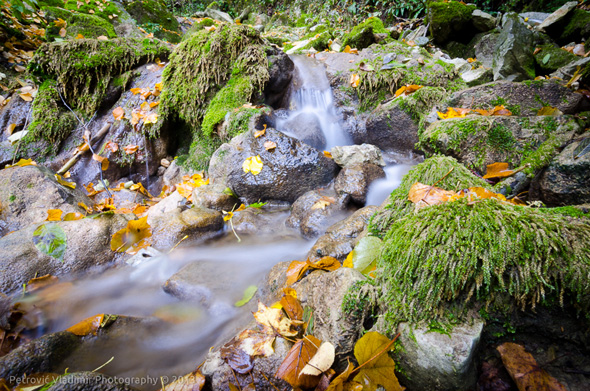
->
[43,6,117,40]
[30,37,169,115]
[124,0,182,43]
[492,13,535,81]
[419,115,581,175]
[375,197,590,328]
[159,24,271,170]
[428,0,476,44]
[534,43,578,74]
[559,9,590,43]
[342,17,388,50]
[300,30,332,52]
[183,17,215,39]
[63,0,122,22]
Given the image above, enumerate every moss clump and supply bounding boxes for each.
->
[300,31,332,52]
[183,18,215,39]
[24,79,77,154]
[377,198,590,328]
[368,155,490,238]
[560,9,590,43]
[534,44,577,74]
[43,6,117,40]
[160,24,269,169]
[30,37,169,116]
[428,0,476,44]
[63,0,121,22]
[125,0,181,43]
[342,17,388,50]
[396,87,447,134]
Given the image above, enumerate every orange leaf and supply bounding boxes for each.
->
[343,45,358,54]
[394,86,406,97]
[110,216,152,252]
[63,212,84,221]
[75,34,84,39]
[323,151,332,159]
[254,124,267,138]
[123,144,139,154]
[350,73,360,88]
[405,84,423,94]
[59,27,66,37]
[104,140,119,153]
[46,209,63,221]
[437,107,468,119]
[275,335,322,389]
[408,182,456,207]
[498,342,567,391]
[280,294,304,321]
[66,314,104,336]
[264,140,277,151]
[491,105,512,116]
[112,106,124,121]
[308,256,341,272]
[286,260,308,286]
[483,162,515,179]
[92,154,109,171]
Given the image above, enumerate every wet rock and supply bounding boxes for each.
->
[286,187,352,239]
[493,13,535,81]
[551,57,590,86]
[231,208,290,235]
[444,80,587,116]
[0,331,81,383]
[204,7,233,24]
[472,9,496,32]
[461,67,493,86]
[520,12,550,26]
[420,115,580,174]
[0,95,31,165]
[532,134,590,206]
[280,112,326,150]
[534,43,578,74]
[264,46,294,108]
[44,372,139,391]
[534,1,578,36]
[307,205,377,263]
[363,103,419,153]
[0,293,9,329]
[148,206,224,250]
[474,30,500,69]
[331,144,385,167]
[394,319,484,391]
[0,165,93,235]
[94,189,148,211]
[163,159,192,187]
[192,183,239,212]
[334,164,385,205]
[294,268,367,357]
[258,261,290,304]
[146,190,185,218]
[0,213,130,294]
[210,127,339,204]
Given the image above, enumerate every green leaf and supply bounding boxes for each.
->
[542,54,551,65]
[235,285,257,307]
[302,305,314,335]
[352,236,382,275]
[223,187,237,197]
[247,201,268,209]
[33,223,67,262]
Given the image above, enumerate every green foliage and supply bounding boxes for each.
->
[377,198,590,327]
[33,222,67,261]
[7,0,39,20]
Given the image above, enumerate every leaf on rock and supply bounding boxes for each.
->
[237,329,275,357]
[253,302,302,337]
[497,342,566,391]
[105,141,119,153]
[353,332,403,391]
[63,212,84,221]
[301,341,335,376]
[221,342,254,374]
[46,209,63,221]
[243,155,263,175]
[351,236,382,275]
[254,124,267,138]
[349,73,360,88]
[276,335,322,389]
[326,360,356,391]
[343,45,358,54]
[264,140,277,151]
[408,182,455,207]
[311,196,336,210]
[112,107,124,121]
[309,256,341,272]
[33,223,67,262]
[395,85,422,97]
[286,260,309,285]
[491,105,512,116]
[123,144,139,154]
[144,113,158,124]
[280,293,304,321]
[437,107,468,119]
[5,158,36,168]
[162,369,205,391]
[537,106,563,116]
[66,314,104,336]
[110,217,152,253]
[343,251,354,268]
[483,162,515,179]
[92,154,109,171]
[323,151,332,159]
[235,285,258,307]
[55,174,76,189]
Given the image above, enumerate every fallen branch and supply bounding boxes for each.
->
[57,121,111,176]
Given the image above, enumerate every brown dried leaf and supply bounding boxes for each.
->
[221,341,254,374]
[123,144,139,154]
[112,106,124,121]
[482,162,515,180]
[237,328,275,357]
[26,274,59,292]
[66,314,104,336]
[105,140,119,153]
[537,106,563,116]
[276,335,322,389]
[280,294,304,321]
[408,182,456,206]
[264,140,277,151]
[286,260,308,286]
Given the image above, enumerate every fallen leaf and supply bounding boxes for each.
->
[104,140,119,153]
[237,328,275,357]
[26,274,59,292]
[343,45,358,54]
[112,107,124,121]
[286,256,341,285]
[326,360,355,391]
[123,144,139,154]
[253,302,302,337]
[235,285,258,307]
[497,342,566,391]
[343,251,354,268]
[255,124,267,138]
[55,174,76,189]
[67,314,104,336]
[276,335,322,389]
[323,151,332,158]
[63,212,84,221]
[46,209,63,221]
[110,217,152,252]
[6,158,37,168]
[75,34,84,39]
[18,92,33,101]
[59,27,66,37]
[491,105,512,116]
[280,293,304,321]
[92,154,109,171]
[359,62,374,72]
[221,342,254,374]
[437,107,468,119]
[408,182,455,206]
[163,369,205,391]
[537,106,563,116]
[353,332,403,391]
[54,18,67,28]
[243,155,263,175]
[286,260,308,285]
[97,35,108,41]
[483,162,515,179]
[467,57,477,63]
[350,73,360,88]
[144,112,158,124]
[311,196,336,210]
[264,140,277,151]
[301,341,335,376]
[351,236,382,275]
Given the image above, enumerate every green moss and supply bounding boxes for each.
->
[396,87,447,136]
[376,198,590,328]
[24,80,76,154]
[561,9,590,43]
[63,0,121,22]
[125,0,181,43]
[342,17,388,50]
[183,18,215,39]
[30,37,169,116]
[300,31,332,52]
[368,155,490,238]
[534,44,578,74]
[428,0,476,44]
[43,6,117,40]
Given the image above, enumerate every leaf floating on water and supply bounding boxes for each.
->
[483,162,515,179]
[243,155,263,175]
[353,332,403,391]
[301,341,335,376]
[497,342,567,391]
[276,335,322,389]
[235,285,258,307]
[67,314,104,336]
[33,223,67,261]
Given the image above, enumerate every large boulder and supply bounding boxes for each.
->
[534,43,579,74]
[264,46,294,108]
[493,13,535,81]
[0,165,92,235]
[334,163,385,205]
[428,1,477,44]
[473,30,500,69]
[192,183,239,212]
[209,127,339,204]
[280,112,326,150]
[0,213,131,294]
[532,133,590,206]
[534,1,578,39]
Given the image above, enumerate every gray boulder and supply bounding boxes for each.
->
[551,57,590,87]
[461,67,493,86]
[163,159,192,187]
[472,9,496,32]
[534,1,578,35]
[204,7,234,24]
[474,30,500,69]
[231,207,290,235]
[334,163,385,204]
[210,127,339,204]
[280,112,326,150]
[493,13,535,81]
[331,144,385,167]
[264,47,294,108]
[394,319,484,391]
[363,101,420,153]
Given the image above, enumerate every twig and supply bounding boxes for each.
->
[57,122,111,175]
[144,134,150,191]
[230,368,242,391]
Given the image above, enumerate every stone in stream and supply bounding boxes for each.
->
[192,183,239,212]
[280,112,326,150]
[209,127,339,204]
[330,144,385,167]
[0,213,131,294]
[334,163,385,205]
[0,165,92,236]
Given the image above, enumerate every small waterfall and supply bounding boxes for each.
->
[277,55,351,150]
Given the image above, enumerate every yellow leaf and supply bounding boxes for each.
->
[46,209,63,221]
[144,113,158,124]
[92,154,109,171]
[123,144,139,154]
[323,151,332,158]
[140,101,150,111]
[6,123,16,135]
[353,332,403,391]
[54,18,67,28]
[59,27,66,37]
[54,174,76,189]
[311,196,336,210]
[242,155,263,175]
[63,212,84,221]
[110,216,152,252]
[75,34,84,39]
[483,162,515,180]
[537,106,563,116]
[254,124,267,138]
[408,182,456,207]
[223,210,234,222]
[350,73,360,88]
[343,251,354,268]
[437,107,469,119]
[18,92,33,101]
[253,302,302,338]
[491,105,512,116]
[149,101,159,108]
[66,314,104,336]
[112,106,124,121]
[394,86,406,97]
[467,57,477,63]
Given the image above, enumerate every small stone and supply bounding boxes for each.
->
[161,158,170,168]
[331,144,385,167]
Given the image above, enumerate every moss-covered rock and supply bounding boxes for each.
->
[63,0,121,22]
[428,0,476,44]
[342,17,388,50]
[183,17,215,39]
[300,30,332,52]
[124,0,182,43]
[559,9,590,43]
[159,24,269,169]
[534,43,578,74]
[43,6,117,40]
[368,156,490,238]
[30,37,170,115]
